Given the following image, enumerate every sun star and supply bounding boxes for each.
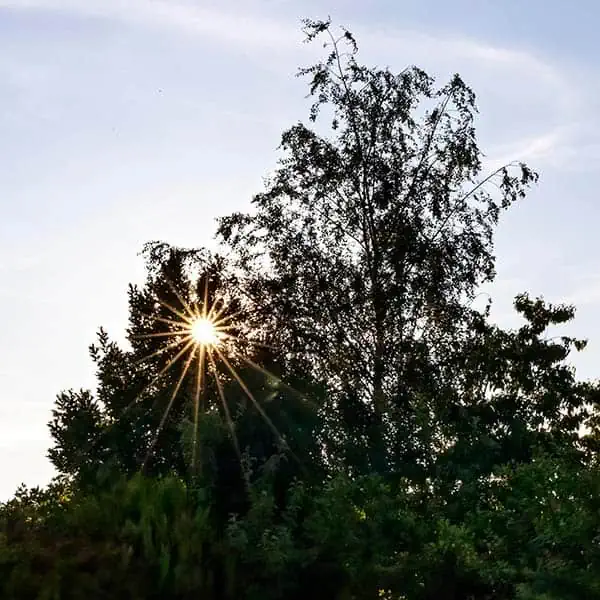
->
[127,275,297,475]
[190,317,221,346]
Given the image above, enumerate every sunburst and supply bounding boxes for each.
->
[190,317,222,346]
[129,275,298,478]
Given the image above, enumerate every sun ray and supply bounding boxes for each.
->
[147,314,193,329]
[191,343,205,470]
[208,296,240,324]
[206,296,225,321]
[156,297,193,324]
[164,276,198,321]
[120,337,196,418]
[189,269,215,470]
[215,346,296,460]
[202,274,209,319]
[132,334,190,366]
[142,341,197,471]
[206,323,238,337]
[208,348,249,487]
[133,330,190,340]
[238,354,315,407]
[105,272,309,476]
[82,334,199,463]
[212,307,246,328]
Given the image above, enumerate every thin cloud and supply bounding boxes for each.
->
[3,0,580,166]
[1,1,575,101]
[0,0,301,48]
[4,0,590,179]
[0,0,576,92]
[362,27,565,87]
[353,27,578,170]
[484,126,570,170]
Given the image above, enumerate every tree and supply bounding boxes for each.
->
[49,242,323,511]
[432,293,599,500]
[217,18,538,476]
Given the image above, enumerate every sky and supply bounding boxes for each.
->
[1,0,600,499]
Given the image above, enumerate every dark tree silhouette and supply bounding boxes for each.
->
[218,18,538,476]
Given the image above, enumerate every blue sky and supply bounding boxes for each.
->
[1,0,599,499]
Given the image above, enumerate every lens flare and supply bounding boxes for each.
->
[123,274,303,478]
[190,317,221,346]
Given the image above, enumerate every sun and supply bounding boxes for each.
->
[128,274,298,476]
[190,317,221,346]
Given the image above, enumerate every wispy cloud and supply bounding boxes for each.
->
[0,0,572,84]
[0,0,301,48]
[4,0,580,168]
[483,126,570,170]
[361,26,565,85]
[348,27,578,173]
[3,0,591,183]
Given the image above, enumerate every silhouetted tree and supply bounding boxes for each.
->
[49,242,322,514]
[218,18,538,477]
